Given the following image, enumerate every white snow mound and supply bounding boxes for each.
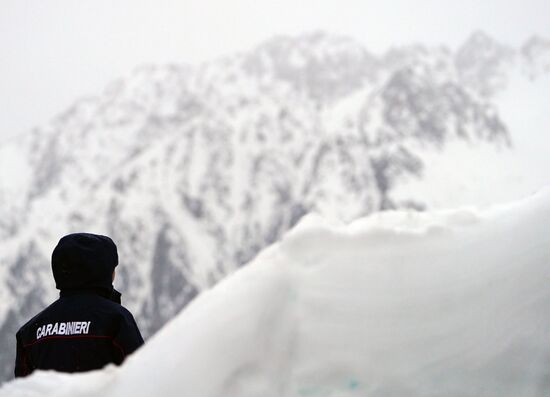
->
[2,188,550,397]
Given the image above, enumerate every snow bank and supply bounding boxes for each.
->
[2,188,550,397]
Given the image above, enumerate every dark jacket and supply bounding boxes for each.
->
[15,233,144,377]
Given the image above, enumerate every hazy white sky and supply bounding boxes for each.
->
[1,0,549,142]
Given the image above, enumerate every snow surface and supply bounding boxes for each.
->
[1,187,549,396]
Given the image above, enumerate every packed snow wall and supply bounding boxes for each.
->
[1,187,549,397]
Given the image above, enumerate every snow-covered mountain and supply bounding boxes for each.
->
[2,187,549,397]
[0,31,549,382]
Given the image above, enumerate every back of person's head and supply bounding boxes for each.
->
[51,233,118,293]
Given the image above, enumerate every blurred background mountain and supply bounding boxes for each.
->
[0,29,549,381]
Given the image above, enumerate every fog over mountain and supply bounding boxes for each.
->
[0,30,549,382]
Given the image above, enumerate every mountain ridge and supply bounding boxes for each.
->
[0,30,548,382]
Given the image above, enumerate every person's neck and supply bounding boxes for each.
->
[59,286,121,304]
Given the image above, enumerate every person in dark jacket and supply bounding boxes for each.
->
[14,233,144,377]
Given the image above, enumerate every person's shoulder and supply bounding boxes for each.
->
[116,303,138,321]
[16,299,59,337]
[92,295,137,320]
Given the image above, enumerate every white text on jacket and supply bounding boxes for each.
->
[36,321,92,339]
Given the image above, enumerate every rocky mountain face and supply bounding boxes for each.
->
[0,31,548,382]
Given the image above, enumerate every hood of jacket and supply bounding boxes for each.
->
[51,233,118,294]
